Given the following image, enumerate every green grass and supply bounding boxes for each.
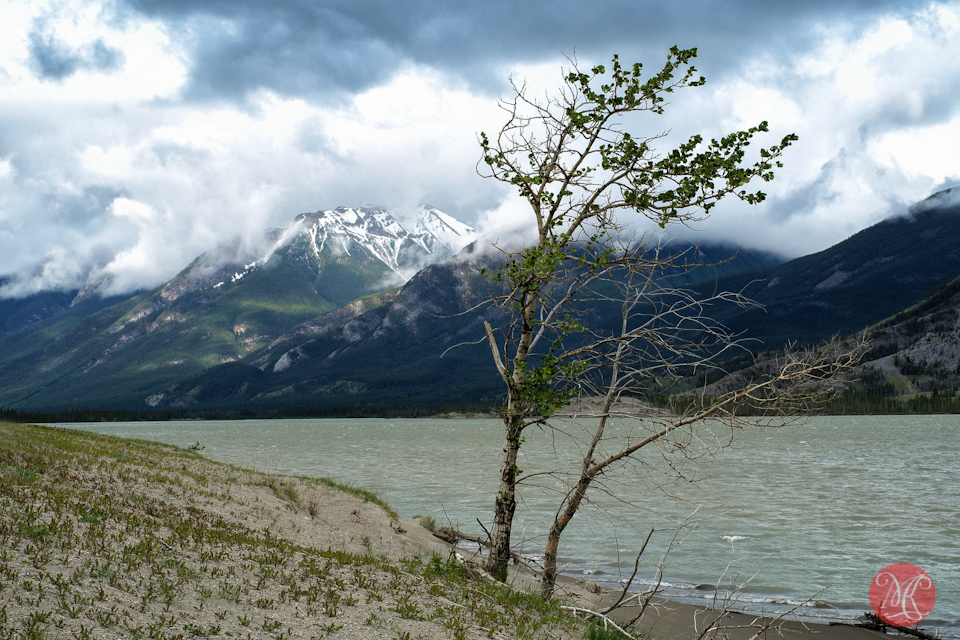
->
[881,367,915,395]
[585,619,646,640]
[314,477,399,521]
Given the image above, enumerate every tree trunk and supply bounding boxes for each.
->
[541,474,593,596]
[542,411,608,597]
[486,420,523,580]
[485,288,537,581]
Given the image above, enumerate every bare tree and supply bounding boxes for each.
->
[476,47,862,591]
[535,319,865,595]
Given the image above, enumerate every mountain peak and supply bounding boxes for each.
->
[908,187,960,217]
[412,205,478,252]
[287,205,479,279]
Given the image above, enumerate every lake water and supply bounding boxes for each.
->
[60,415,959,636]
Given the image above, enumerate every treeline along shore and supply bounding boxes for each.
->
[3,388,960,426]
[0,401,499,424]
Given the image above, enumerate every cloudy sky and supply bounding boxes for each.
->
[2,0,959,297]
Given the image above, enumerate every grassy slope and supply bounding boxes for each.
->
[0,422,585,640]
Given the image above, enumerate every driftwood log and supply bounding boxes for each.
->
[829,612,940,639]
[433,526,533,569]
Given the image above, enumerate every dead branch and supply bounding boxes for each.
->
[830,613,941,640]
[603,528,654,614]
[433,526,537,570]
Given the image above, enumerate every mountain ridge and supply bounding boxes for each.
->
[288,204,478,281]
[145,193,960,414]
[691,194,960,345]
[4,191,960,414]
[0,205,477,410]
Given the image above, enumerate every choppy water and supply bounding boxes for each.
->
[61,415,959,636]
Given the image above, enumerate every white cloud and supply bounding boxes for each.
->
[3,0,960,298]
[475,196,541,251]
[1,0,185,101]
[870,119,960,182]
[1,38,507,296]
[311,67,505,214]
[0,158,14,181]
[663,3,960,256]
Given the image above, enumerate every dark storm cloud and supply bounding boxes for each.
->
[121,0,930,100]
[28,22,125,81]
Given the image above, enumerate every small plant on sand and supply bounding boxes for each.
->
[391,592,422,620]
[585,619,641,640]
[413,515,437,532]
[306,492,323,517]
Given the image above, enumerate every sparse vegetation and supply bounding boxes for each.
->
[585,619,643,640]
[414,515,438,532]
[0,421,588,639]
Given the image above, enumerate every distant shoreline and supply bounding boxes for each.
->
[5,393,959,425]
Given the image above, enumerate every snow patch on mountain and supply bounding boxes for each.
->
[283,205,479,280]
[412,205,477,253]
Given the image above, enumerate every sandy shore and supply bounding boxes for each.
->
[594,592,888,640]
[0,422,892,640]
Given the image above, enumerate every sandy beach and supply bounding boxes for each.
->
[0,422,895,639]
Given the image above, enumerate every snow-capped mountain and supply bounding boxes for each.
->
[411,206,478,255]
[286,205,478,280]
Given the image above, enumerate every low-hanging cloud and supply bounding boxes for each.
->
[0,41,506,298]
[648,4,960,257]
